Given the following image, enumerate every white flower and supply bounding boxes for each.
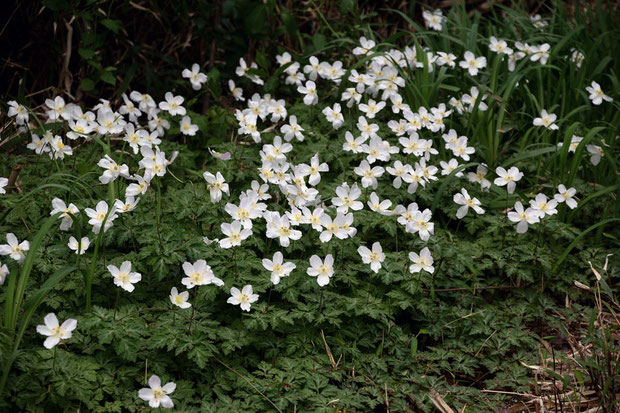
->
[297,80,318,105]
[138,375,176,409]
[51,198,79,231]
[400,133,423,156]
[67,118,95,140]
[114,197,140,213]
[554,185,578,209]
[569,48,584,68]
[169,287,191,309]
[139,146,168,177]
[49,136,73,160]
[266,141,290,169]
[276,52,292,66]
[303,56,323,81]
[530,193,558,218]
[67,236,90,255]
[453,188,485,219]
[126,173,152,197]
[409,247,434,274]
[97,155,129,184]
[461,86,488,111]
[208,147,232,161]
[467,164,491,191]
[45,96,69,121]
[317,212,349,242]
[227,285,259,311]
[26,134,49,155]
[250,180,271,201]
[285,64,306,86]
[586,81,613,105]
[0,233,30,263]
[96,109,125,135]
[108,261,141,292]
[436,52,457,68]
[397,202,419,228]
[362,136,390,164]
[84,200,118,234]
[558,135,583,153]
[322,103,344,129]
[410,209,434,241]
[530,43,550,65]
[281,115,305,142]
[36,313,77,349]
[219,221,252,249]
[494,166,523,194]
[181,259,224,289]
[459,51,486,76]
[182,63,207,90]
[530,14,548,28]
[332,182,363,214]
[386,160,411,188]
[266,214,302,247]
[262,251,296,285]
[7,100,29,125]
[489,36,513,55]
[342,87,362,107]
[358,242,385,273]
[228,80,245,101]
[158,92,186,116]
[235,57,263,85]
[307,254,334,286]
[0,261,8,285]
[448,136,475,161]
[423,9,444,31]
[354,160,384,189]
[129,91,156,111]
[440,159,463,177]
[359,99,386,119]
[301,206,324,230]
[203,171,229,203]
[285,207,304,226]
[357,116,379,139]
[180,116,199,136]
[533,109,559,130]
[352,36,375,55]
[586,144,604,166]
[299,153,329,186]
[367,192,393,215]
[119,94,142,122]
[507,201,540,233]
[268,99,288,122]
[225,195,263,228]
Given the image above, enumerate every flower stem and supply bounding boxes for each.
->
[52,346,58,373]
[155,179,164,252]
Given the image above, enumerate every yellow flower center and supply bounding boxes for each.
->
[117,272,129,284]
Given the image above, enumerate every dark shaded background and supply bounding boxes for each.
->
[1,0,551,110]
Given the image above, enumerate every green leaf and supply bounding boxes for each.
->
[432,162,479,212]
[99,71,116,85]
[101,19,122,34]
[243,3,267,35]
[553,218,620,271]
[80,78,95,92]
[78,48,95,60]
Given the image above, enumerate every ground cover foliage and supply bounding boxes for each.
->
[0,1,619,411]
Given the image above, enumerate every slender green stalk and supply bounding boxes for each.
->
[85,207,114,312]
